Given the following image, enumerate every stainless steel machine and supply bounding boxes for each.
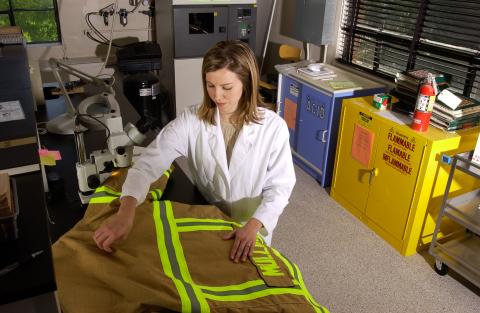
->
[155,0,257,116]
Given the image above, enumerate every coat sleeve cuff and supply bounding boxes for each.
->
[252,210,278,238]
[121,169,151,205]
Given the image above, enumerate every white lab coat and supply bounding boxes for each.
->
[122,104,296,244]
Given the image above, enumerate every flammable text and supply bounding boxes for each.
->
[382,153,412,175]
[387,132,416,152]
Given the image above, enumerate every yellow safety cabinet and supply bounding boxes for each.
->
[331,96,480,256]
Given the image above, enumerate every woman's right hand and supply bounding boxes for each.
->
[93,196,137,253]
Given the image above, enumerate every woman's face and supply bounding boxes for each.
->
[205,67,243,118]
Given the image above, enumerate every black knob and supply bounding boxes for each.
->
[116,146,126,155]
[87,175,100,189]
[103,161,115,173]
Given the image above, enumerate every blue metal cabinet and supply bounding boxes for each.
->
[296,84,331,172]
[276,62,385,187]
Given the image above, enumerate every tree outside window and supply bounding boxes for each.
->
[0,0,61,44]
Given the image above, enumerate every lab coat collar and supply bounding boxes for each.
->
[206,107,255,181]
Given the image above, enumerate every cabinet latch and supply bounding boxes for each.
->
[368,168,379,184]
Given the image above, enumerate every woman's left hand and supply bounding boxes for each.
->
[223,218,263,263]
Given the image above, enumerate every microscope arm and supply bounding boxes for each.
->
[49,58,114,94]
[75,113,146,203]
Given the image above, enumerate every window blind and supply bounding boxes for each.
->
[337,0,480,101]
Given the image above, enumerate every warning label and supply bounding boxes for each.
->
[382,129,416,175]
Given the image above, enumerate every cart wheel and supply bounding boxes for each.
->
[434,260,449,276]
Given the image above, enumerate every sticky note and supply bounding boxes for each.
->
[39,149,62,160]
[40,155,56,166]
[48,150,62,160]
[38,149,49,157]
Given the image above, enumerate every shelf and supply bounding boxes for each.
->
[445,189,480,234]
[431,233,480,287]
[454,154,480,180]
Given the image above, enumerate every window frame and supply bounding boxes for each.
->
[0,0,62,44]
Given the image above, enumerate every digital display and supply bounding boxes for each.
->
[189,13,214,34]
[237,8,251,18]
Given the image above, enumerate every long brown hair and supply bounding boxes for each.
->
[198,40,264,125]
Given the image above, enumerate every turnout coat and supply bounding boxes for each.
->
[52,168,328,313]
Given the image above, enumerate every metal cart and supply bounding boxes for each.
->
[429,154,480,287]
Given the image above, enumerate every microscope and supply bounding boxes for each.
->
[74,112,146,203]
[48,52,169,204]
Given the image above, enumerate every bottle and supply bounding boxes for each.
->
[411,82,435,132]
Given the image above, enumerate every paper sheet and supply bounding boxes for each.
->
[328,81,357,90]
[284,98,297,130]
[0,100,25,123]
[351,123,375,167]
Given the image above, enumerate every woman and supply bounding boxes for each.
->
[93,40,295,263]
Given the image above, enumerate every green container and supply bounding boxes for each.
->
[372,93,391,110]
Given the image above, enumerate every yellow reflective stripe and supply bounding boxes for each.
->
[153,196,322,311]
[272,249,328,313]
[175,218,241,227]
[89,196,117,204]
[164,168,172,178]
[94,185,121,195]
[89,186,120,204]
[153,188,163,199]
[177,225,233,232]
[271,248,295,278]
[198,279,265,292]
[164,201,210,312]
[153,200,191,312]
[203,288,305,302]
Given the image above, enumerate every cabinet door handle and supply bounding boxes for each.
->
[368,168,379,184]
[316,130,327,142]
[321,130,328,143]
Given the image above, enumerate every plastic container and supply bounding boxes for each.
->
[372,93,391,110]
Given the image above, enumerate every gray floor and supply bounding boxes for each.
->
[177,158,480,313]
[273,165,480,313]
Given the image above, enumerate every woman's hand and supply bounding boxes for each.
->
[223,218,263,263]
[93,196,137,253]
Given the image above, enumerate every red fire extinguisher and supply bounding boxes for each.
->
[411,82,436,132]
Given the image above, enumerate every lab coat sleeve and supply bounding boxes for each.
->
[121,111,190,204]
[252,122,296,237]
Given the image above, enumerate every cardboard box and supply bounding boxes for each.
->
[0,173,19,241]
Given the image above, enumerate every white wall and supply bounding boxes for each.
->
[27,0,152,106]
